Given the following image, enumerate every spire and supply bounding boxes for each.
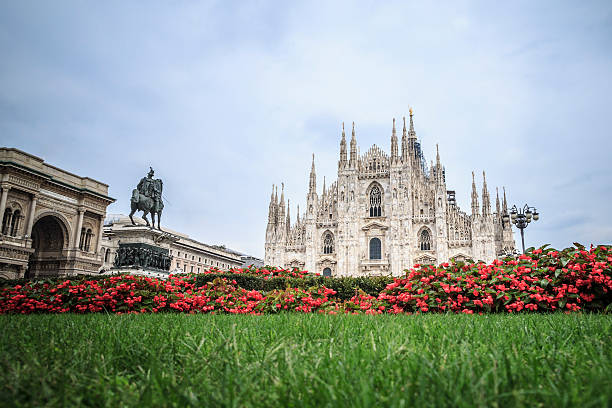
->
[322,176,326,197]
[274,185,278,223]
[279,182,285,219]
[339,122,347,168]
[435,144,442,184]
[349,121,357,167]
[471,171,479,216]
[495,187,501,216]
[482,171,491,216]
[309,154,316,194]
[502,187,508,214]
[268,184,276,223]
[408,107,416,139]
[391,118,398,162]
[286,199,291,232]
[296,204,300,224]
[401,116,408,162]
[408,108,417,165]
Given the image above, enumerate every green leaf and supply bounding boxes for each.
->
[540,279,549,288]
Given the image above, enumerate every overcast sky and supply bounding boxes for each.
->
[1,1,611,258]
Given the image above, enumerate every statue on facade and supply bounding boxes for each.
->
[129,167,164,230]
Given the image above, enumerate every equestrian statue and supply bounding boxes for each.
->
[129,167,164,229]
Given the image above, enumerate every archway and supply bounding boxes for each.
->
[322,267,332,277]
[27,215,67,277]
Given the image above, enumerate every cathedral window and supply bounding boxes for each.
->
[369,186,382,217]
[323,267,332,277]
[323,232,334,254]
[369,238,381,260]
[419,229,432,251]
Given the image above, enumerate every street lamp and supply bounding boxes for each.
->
[502,204,540,253]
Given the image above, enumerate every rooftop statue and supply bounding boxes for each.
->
[129,167,164,229]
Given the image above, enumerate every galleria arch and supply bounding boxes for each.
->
[0,148,114,279]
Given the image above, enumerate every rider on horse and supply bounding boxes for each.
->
[130,167,164,229]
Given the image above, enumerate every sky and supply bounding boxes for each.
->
[1,1,611,258]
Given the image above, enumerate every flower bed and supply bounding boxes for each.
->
[1,244,610,315]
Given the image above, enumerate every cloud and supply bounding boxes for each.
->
[1,1,611,257]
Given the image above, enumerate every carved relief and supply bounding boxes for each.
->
[8,174,39,191]
[84,199,106,213]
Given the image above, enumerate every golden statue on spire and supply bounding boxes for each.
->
[409,107,413,116]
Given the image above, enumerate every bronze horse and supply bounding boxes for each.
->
[129,179,164,229]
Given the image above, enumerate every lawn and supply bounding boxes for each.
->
[1,314,611,407]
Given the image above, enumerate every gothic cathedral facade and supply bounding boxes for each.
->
[265,110,515,276]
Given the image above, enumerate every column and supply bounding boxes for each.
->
[95,214,105,257]
[73,209,84,249]
[25,194,38,237]
[0,186,9,230]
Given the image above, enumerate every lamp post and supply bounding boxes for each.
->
[502,204,539,253]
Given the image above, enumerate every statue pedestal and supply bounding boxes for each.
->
[103,267,171,280]
[109,226,180,276]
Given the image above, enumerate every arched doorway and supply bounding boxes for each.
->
[27,215,67,277]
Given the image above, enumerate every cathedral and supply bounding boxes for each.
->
[265,110,516,277]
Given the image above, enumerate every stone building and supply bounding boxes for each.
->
[240,255,264,268]
[100,215,243,273]
[265,111,516,276]
[0,148,114,278]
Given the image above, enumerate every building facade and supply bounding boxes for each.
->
[265,111,515,276]
[0,148,114,279]
[240,255,264,268]
[100,215,243,273]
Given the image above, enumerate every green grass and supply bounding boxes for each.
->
[1,314,611,407]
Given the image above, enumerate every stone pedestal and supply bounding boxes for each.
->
[106,225,179,275]
[112,242,171,272]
